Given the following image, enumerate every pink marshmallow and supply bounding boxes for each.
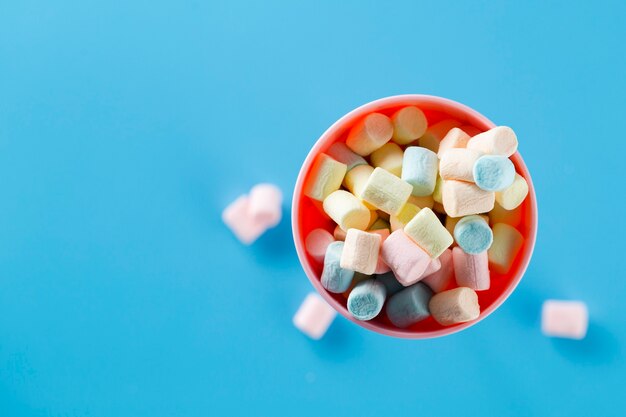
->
[452,247,490,291]
[423,257,441,277]
[305,228,335,264]
[422,248,454,293]
[293,293,337,340]
[222,195,271,244]
[249,183,282,227]
[541,300,588,340]
[381,230,430,286]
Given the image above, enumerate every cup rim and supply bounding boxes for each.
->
[292,94,538,339]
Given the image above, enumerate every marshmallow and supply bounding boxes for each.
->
[381,230,431,286]
[404,207,453,259]
[347,279,387,321]
[342,272,370,299]
[222,195,271,244]
[495,173,529,210]
[442,180,495,217]
[321,242,355,293]
[385,283,433,328]
[340,229,381,275]
[369,217,390,231]
[323,190,371,231]
[376,271,404,296]
[303,153,347,201]
[422,257,441,277]
[391,106,428,145]
[467,126,518,157]
[429,287,480,326]
[326,142,367,171]
[367,210,379,229]
[433,176,444,204]
[473,155,516,192]
[293,293,336,339]
[489,201,522,228]
[408,194,435,209]
[366,228,391,274]
[390,203,420,232]
[333,224,347,241]
[418,119,463,153]
[343,164,376,209]
[453,215,493,254]
[459,125,482,137]
[541,300,588,340]
[370,143,404,176]
[422,248,454,293]
[445,214,489,237]
[453,247,490,291]
[249,183,282,227]
[488,223,524,274]
[346,113,393,156]
[439,148,482,182]
[361,167,412,216]
[402,146,439,197]
[437,127,471,158]
[305,228,335,263]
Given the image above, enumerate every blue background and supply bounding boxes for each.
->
[1,1,625,416]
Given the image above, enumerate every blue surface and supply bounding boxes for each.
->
[1,1,625,416]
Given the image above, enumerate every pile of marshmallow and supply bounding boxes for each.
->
[302,107,530,329]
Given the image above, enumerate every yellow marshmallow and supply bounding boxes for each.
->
[418,119,463,153]
[346,113,393,156]
[437,127,471,158]
[488,223,524,274]
[495,173,529,210]
[391,106,428,145]
[433,175,444,204]
[442,180,495,218]
[323,190,371,231]
[404,207,453,259]
[361,167,412,216]
[370,143,403,176]
[303,153,347,201]
[489,201,522,228]
[343,164,376,209]
[390,203,420,232]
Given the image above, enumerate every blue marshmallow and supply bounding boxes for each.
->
[453,215,493,254]
[376,271,404,296]
[321,242,355,293]
[401,146,438,196]
[473,155,516,192]
[385,283,433,328]
[347,279,387,321]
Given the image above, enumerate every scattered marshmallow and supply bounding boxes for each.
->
[429,287,480,326]
[346,113,393,156]
[467,126,518,157]
[323,190,371,231]
[340,229,381,275]
[293,293,336,339]
[453,247,490,291]
[321,241,355,293]
[326,142,367,171]
[303,153,347,201]
[391,106,428,145]
[473,155,516,192]
[347,279,387,321]
[381,230,431,286]
[305,228,335,263]
[222,195,270,244]
[402,146,439,197]
[453,215,493,254]
[495,173,529,210]
[370,143,404,176]
[422,248,455,293]
[386,283,433,328]
[404,207,453,259]
[488,223,524,274]
[439,148,482,182]
[541,300,588,340]
[438,127,471,158]
[361,167,412,216]
[442,180,495,217]
[249,183,283,227]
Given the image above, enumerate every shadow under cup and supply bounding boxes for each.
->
[292,95,538,339]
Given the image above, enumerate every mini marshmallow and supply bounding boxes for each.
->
[402,146,439,197]
[390,203,420,232]
[222,195,271,244]
[305,228,335,263]
[418,119,463,153]
[437,127,471,158]
[249,183,282,227]
[489,202,522,228]
[385,283,433,328]
[370,143,404,176]
[346,113,393,156]
[376,271,404,296]
[445,214,489,237]
[333,224,347,241]
[303,153,347,201]
[422,257,441,277]
[459,125,482,137]
[391,106,428,145]
[367,228,390,274]
[404,207,453,259]
[433,176,444,204]
[381,230,431,286]
[495,173,529,210]
[422,248,454,293]
[454,215,493,254]
[442,180,495,217]
[340,229,381,275]
[326,142,367,171]
[293,293,336,339]
[453,247,490,291]
[467,126,518,157]
[473,155,516,192]
[323,190,371,231]
[321,242,355,293]
[429,287,480,326]
[347,279,387,321]
[488,223,524,274]
[541,300,588,340]
[408,194,435,209]
[361,167,412,216]
[343,164,376,209]
[439,148,482,182]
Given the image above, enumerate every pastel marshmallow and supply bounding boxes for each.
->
[390,203,420,232]
[305,228,335,263]
[404,207,453,259]
[453,247,490,291]
[473,155,516,192]
[385,283,433,328]
[459,125,482,137]
[343,164,376,209]
[429,287,480,326]
[488,223,524,274]
[381,230,431,286]
[439,148,482,182]
[323,190,370,231]
[370,143,404,176]
[340,229,381,275]
[453,215,493,254]
[333,224,347,241]
[442,180,495,217]
[321,241,355,293]
[489,201,522,228]
[293,293,336,339]
[376,271,404,296]
[541,300,588,340]
[347,279,387,321]
[437,127,471,158]
[402,146,439,196]
[303,153,347,201]
[346,113,393,156]
[495,173,529,210]
[418,119,463,153]
[222,195,271,244]
[391,106,428,144]
[361,167,412,216]
[422,248,455,293]
[341,272,371,299]
[326,142,367,171]
[369,229,391,274]
[433,176,444,204]
[445,214,489,237]
[422,257,441,277]
[249,183,283,227]
[467,126,518,157]
[408,194,435,209]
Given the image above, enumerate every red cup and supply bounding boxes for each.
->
[292,95,538,338]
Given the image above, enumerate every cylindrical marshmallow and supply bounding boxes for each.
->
[305,228,335,263]
[323,190,371,232]
[404,207,453,259]
[370,143,404,177]
[453,247,490,291]
[467,126,518,157]
[346,113,393,156]
[347,279,387,321]
[293,293,336,339]
[391,106,428,145]
[421,248,455,293]
[381,230,431,286]
[326,142,368,171]
[303,153,347,201]
[249,183,283,227]
[495,173,529,210]
[343,164,375,209]
[541,300,588,340]
[321,241,355,293]
[422,257,441,277]
[341,272,371,299]
[390,202,420,232]
[402,146,439,196]
[340,229,381,275]
[439,148,482,182]
[361,167,413,216]
[453,215,493,254]
[376,271,404,296]
[488,223,524,275]
[437,127,471,158]
[442,180,495,217]
[445,214,489,237]
[429,287,480,326]
[223,195,270,245]
[473,155,516,192]
[418,119,463,153]
[385,283,433,328]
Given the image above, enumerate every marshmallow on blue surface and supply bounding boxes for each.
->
[403,207,453,259]
[429,287,480,326]
[453,215,493,254]
[370,143,404,176]
[321,241,355,293]
[340,229,381,275]
[361,167,413,216]
[347,279,387,321]
[249,183,282,227]
[402,146,439,197]
[305,228,335,264]
[467,126,518,157]
[303,153,347,201]
[346,113,394,156]
[222,195,271,245]
[386,283,433,328]
[293,293,336,340]
[391,106,428,145]
[326,142,368,171]
[541,300,588,340]
[473,155,516,192]
[453,247,490,291]
[323,190,371,232]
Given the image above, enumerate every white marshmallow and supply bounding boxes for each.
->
[429,287,480,326]
[442,180,495,217]
[340,229,381,275]
[439,148,482,182]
